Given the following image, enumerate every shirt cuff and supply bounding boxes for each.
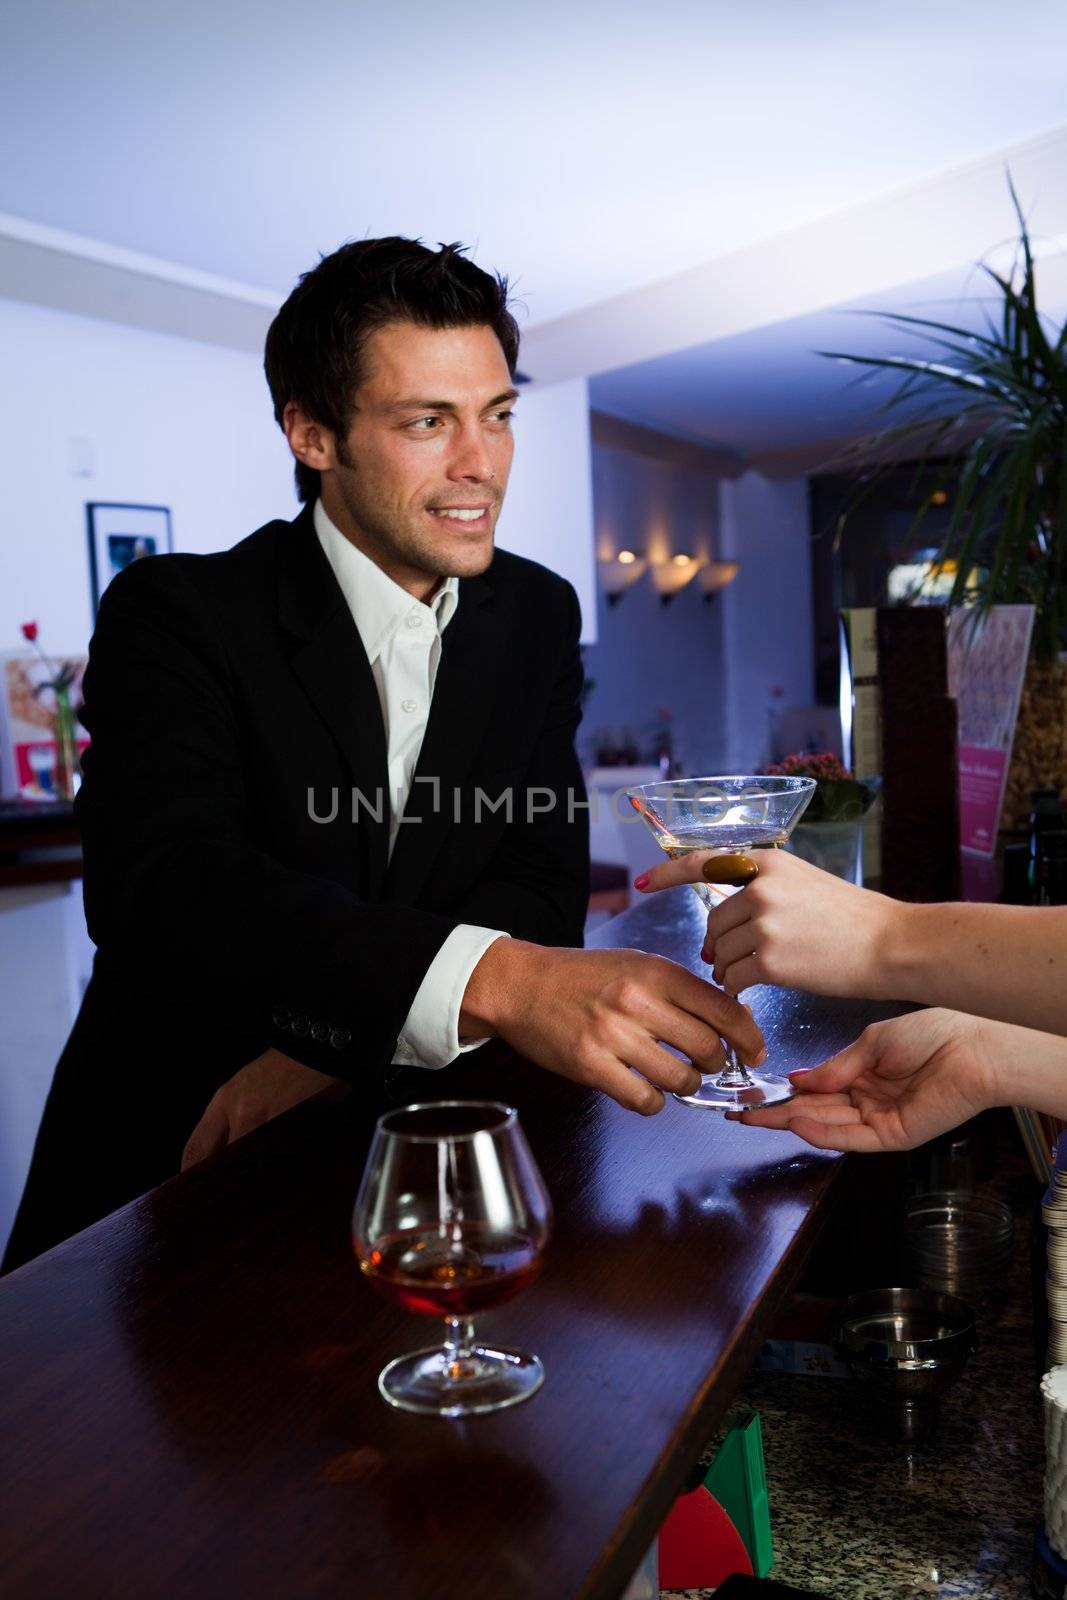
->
[392,925,510,1070]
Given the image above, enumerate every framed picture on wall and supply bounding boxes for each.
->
[86,502,173,617]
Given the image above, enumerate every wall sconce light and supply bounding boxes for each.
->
[598,549,648,606]
[650,553,701,606]
[697,561,740,604]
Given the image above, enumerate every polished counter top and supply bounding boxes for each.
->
[0,887,900,1599]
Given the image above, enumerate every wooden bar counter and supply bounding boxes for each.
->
[0,887,899,1600]
[0,799,81,888]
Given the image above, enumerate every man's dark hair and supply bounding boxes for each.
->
[264,236,521,504]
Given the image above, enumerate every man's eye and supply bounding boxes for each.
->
[489,411,515,426]
[409,416,441,431]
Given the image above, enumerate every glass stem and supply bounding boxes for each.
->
[442,1316,479,1381]
[714,1045,757,1089]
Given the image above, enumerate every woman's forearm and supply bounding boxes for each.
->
[878,902,1067,1033]
[994,1018,1067,1117]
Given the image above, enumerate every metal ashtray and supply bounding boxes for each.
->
[838,1286,977,1442]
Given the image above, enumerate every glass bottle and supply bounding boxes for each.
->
[999,841,1032,906]
[1037,832,1067,907]
[1044,856,1067,907]
[1029,791,1066,893]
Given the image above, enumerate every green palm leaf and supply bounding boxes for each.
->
[823,178,1067,665]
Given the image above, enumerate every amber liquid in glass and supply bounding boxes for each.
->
[360,1224,542,1318]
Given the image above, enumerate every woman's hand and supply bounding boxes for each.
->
[635,847,900,999]
[728,1009,1002,1151]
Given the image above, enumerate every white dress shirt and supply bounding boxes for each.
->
[314,499,507,1069]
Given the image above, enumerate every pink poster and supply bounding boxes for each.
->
[947,606,1034,856]
[958,745,1008,855]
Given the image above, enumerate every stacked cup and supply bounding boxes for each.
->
[1042,1367,1067,1559]
[905,1190,1013,1299]
[1044,1140,1067,1363]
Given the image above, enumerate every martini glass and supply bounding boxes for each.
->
[626,775,816,1110]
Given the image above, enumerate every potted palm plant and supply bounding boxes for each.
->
[824,181,1067,829]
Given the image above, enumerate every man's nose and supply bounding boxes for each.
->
[448,424,495,481]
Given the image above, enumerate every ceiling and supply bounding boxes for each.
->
[590,252,1067,475]
[3,1,1067,460]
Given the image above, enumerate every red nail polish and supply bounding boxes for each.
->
[633,873,650,890]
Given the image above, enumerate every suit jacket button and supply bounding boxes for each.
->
[311,1020,329,1042]
[272,1007,291,1028]
[291,1014,310,1037]
[330,1028,351,1050]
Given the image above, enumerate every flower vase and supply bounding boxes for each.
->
[788,818,863,883]
[785,775,879,883]
[52,682,79,801]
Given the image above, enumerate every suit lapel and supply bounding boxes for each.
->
[384,572,508,907]
[276,508,391,894]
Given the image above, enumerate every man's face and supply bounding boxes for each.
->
[319,320,517,594]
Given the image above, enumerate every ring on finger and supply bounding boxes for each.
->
[701,853,759,886]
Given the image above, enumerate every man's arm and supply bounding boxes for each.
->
[458,937,767,1115]
[85,558,764,1133]
[78,556,456,1082]
[180,1048,344,1169]
[448,580,589,947]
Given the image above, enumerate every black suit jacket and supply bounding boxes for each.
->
[4,506,589,1269]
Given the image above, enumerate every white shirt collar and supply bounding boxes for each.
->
[313,498,459,662]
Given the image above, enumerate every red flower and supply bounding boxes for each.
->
[21,621,38,642]
[765,750,852,782]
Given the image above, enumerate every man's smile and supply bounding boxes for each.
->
[427,504,492,527]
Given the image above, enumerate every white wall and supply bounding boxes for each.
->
[719,473,814,770]
[0,883,94,1257]
[581,443,728,777]
[0,298,296,654]
[494,376,596,640]
[582,463,815,783]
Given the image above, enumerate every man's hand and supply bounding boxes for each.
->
[459,940,766,1115]
[728,1009,1001,1152]
[635,847,899,999]
[181,1049,343,1171]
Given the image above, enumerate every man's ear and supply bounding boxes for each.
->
[283,404,337,473]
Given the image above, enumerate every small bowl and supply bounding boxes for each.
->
[838,1287,977,1442]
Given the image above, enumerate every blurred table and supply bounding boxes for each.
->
[0,800,90,1258]
[0,799,81,887]
[0,887,899,1600]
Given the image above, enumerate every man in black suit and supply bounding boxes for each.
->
[3,238,762,1271]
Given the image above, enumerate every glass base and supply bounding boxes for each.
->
[378,1342,545,1417]
[674,1071,796,1111]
